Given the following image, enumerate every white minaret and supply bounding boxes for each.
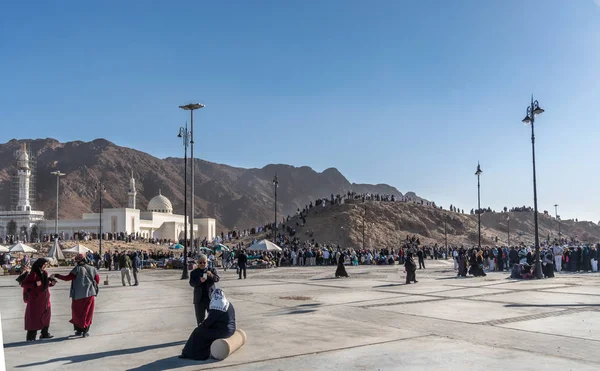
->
[16,143,31,211]
[128,170,136,209]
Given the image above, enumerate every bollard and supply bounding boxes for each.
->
[103,274,109,285]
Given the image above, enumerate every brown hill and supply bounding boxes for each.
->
[285,200,600,248]
[0,138,420,231]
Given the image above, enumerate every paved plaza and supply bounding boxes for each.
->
[2,260,600,370]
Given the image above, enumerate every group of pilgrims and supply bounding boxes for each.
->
[17,254,99,341]
[15,251,236,362]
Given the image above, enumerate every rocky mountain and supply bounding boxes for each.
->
[284,200,600,248]
[0,138,422,231]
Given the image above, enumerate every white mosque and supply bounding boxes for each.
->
[44,173,217,242]
[0,144,216,242]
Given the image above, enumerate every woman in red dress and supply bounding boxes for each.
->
[22,258,56,341]
[54,254,100,337]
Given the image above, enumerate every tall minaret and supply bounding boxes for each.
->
[16,143,31,211]
[128,170,137,209]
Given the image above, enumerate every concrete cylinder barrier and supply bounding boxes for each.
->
[210,329,247,360]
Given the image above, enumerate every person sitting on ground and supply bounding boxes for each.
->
[180,288,236,361]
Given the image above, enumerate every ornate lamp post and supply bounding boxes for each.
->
[444,213,448,259]
[521,96,545,279]
[475,163,483,248]
[94,183,106,256]
[178,123,190,280]
[554,204,560,238]
[507,215,510,246]
[50,171,65,239]
[179,103,204,257]
[272,174,278,243]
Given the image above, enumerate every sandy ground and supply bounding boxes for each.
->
[2,259,600,370]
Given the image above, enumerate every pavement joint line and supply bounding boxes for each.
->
[189,334,437,370]
[359,297,446,308]
[477,307,589,326]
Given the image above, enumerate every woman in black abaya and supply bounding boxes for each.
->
[335,253,348,278]
[180,289,236,361]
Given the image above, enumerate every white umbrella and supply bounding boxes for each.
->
[63,244,92,254]
[248,239,283,252]
[0,244,9,253]
[47,239,65,262]
[9,242,38,253]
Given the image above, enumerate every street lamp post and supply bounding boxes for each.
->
[179,103,204,258]
[444,214,448,259]
[554,204,560,239]
[178,123,190,280]
[50,171,65,239]
[273,174,278,243]
[362,205,366,250]
[521,96,545,279]
[95,183,106,256]
[475,163,483,249]
[507,215,510,246]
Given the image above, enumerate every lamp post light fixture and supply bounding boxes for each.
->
[50,171,65,239]
[554,204,561,238]
[521,96,545,279]
[179,103,204,258]
[273,174,279,243]
[178,123,191,280]
[475,163,483,249]
[94,183,106,256]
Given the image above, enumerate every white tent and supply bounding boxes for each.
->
[62,244,92,254]
[248,239,283,252]
[0,245,9,253]
[47,239,66,264]
[9,243,38,253]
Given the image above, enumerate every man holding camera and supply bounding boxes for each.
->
[189,254,220,326]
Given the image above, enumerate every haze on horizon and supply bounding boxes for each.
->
[1,1,599,223]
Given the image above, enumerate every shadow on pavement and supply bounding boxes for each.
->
[16,340,186,368]
[372,283,404,288]
[4,336,71,349]
[505,304,600,308]
[126,355,219,371]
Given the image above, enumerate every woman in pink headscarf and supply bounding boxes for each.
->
[53,254,99,337]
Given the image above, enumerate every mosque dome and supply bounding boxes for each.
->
[147,191,173,214]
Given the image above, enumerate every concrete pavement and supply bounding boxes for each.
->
[2,259,600,370]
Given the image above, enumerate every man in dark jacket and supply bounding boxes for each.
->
[416,248,425,269]
[189,254,220,325]
[509,247,519,269]
[132,252,141,286]
[237,250,248,280]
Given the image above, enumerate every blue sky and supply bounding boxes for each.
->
[1,0,599,223]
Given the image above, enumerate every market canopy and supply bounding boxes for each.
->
[214,243,230,252]
[248,239,282,252]
[62,244,92,254]
[9,242,38,253]
[47,239,65,262]
[0,244,9,253]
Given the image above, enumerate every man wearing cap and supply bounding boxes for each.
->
[189,254,220,326]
